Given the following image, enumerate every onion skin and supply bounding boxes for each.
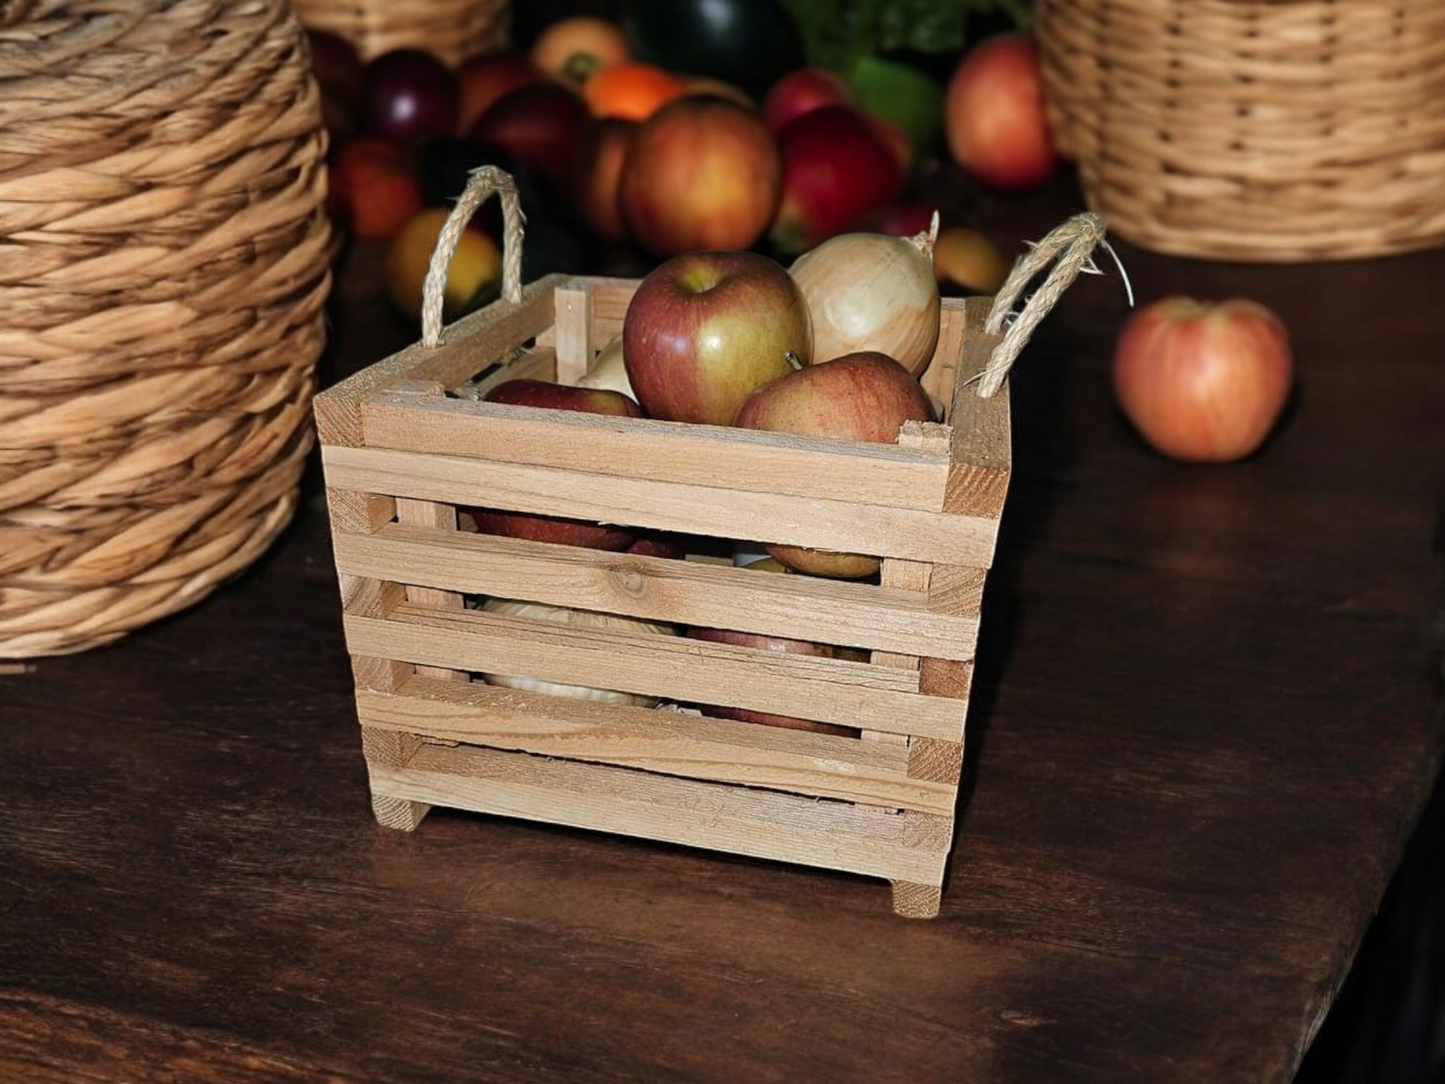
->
[479,597,678,706]
[577,334,636,397]
[1112,296,1293,463]
[789,230,940,376]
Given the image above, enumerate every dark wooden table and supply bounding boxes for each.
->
[3,172,1442,1083]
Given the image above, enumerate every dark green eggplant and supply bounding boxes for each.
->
[619,0,805,100]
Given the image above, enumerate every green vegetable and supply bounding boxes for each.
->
[778,0,1031,73]
[846,55,945,157]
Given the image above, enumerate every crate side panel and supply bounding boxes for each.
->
[322,446,999,568]
[331,524,980,661]
[371,742,952,885]
[312,277,560,447]
[944,296,1013,520]
[342,605,969,741]
[361,392,951,513]
[357,677,956,814]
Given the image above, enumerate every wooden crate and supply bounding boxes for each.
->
[313,265,1013,919]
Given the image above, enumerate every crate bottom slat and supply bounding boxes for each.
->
[358,675,959,815]
[366,741,954,911]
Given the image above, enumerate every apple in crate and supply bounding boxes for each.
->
[623,250,812,427]
[734,351,933,578]
[469,380,646,550]
[687,559,863,736]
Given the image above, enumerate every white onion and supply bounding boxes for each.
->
[576,334,635,397]
[479,597,677,706]
[788,218,941,377]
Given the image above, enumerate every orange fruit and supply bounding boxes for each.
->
[384,207,503,324]
[582,62,687,122]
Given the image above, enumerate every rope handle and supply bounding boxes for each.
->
[421,165,525,349]
[975,211,1127,398]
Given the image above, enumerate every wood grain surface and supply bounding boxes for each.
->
[1,168,1440,1083]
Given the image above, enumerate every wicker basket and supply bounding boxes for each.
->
[1034,0,1445,262]
[0,0,334,658]
[289,0,511,66]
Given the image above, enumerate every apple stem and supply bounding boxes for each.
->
[783,350,804,371]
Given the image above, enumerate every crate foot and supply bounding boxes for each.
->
[891,880,942,919]
[371,792,430,831]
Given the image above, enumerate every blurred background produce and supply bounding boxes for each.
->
[300,0,1053,329]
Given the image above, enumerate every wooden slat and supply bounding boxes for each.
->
[330,523,980,661]
[396,497,466,684]
[579,278,637,345]
[370,742,952,885]
[551,284,591,384]
[324,488,396,535]
[464,346,558,398]
[357,676,957,814]
[360,392,953,512]
[342,603,969,740]
[919,300,969,417]
[944,296,1013,518]
[322,445,1000,569]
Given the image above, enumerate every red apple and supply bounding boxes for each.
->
[361,48,460,148]
[944,32,1057,192]
[734,351,933,577]
[1112,297,1294,463]
[328,136,423,241]
[761,66,855,135]
[769,105,903,258]
[617,96,782,258]
[575,117,638,243]
[623,250,812,427]
[466,82,594,201]
[626,532,687,559]
[470,380,646,550]
[863,111,914,175]
[454,49,550,134]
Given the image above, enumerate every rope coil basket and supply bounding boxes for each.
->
[289,0,511,66]
[1034,0,1445,262]
[0,0,334,658]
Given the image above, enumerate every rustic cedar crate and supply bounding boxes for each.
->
[313,259,1012,919]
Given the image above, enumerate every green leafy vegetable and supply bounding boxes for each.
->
[778,0,1031,73]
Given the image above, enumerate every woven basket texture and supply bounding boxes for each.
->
[1034,0,1445,261]
[289,0,510,66]
[0,0,334,657]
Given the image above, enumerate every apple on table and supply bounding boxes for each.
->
[1112,296,1294,463]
